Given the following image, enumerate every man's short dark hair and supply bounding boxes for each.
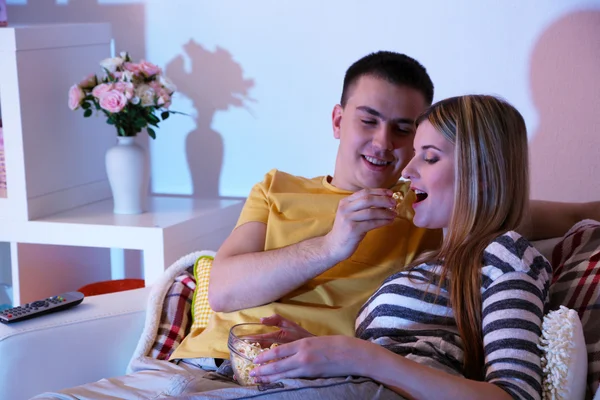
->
[340,51,434,107]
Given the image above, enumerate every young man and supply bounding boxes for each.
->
[35,51,599,399]
[169,52,442,364]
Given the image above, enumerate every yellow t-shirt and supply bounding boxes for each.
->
[170,169,442,360]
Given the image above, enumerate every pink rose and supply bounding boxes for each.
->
[149,81,162,93]
[92,83,113,99]
[123,62,142,75]
[150,82,171,102]
[99,90,128,113]
[114,81,134,100]
[79,73,97,89]
[157,94,171,109]
[139,60,161,78]
[160,87,172,99]
[68,84,85,110]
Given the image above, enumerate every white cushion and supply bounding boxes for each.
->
[539,306,587,400]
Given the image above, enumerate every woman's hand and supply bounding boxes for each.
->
[258,314,315,343]
[241,314,313,349]
[250,335,375,384]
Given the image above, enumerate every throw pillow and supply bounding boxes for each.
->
[550,219,600,397]
[539,306,587,400]
[191,255,215,331]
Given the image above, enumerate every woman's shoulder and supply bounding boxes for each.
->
[482,230,552,277]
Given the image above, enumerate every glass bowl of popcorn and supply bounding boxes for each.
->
[228,323,282,385]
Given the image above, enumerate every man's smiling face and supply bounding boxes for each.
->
[331,75,428,191]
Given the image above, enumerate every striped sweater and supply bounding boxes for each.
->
[355,231,552,400]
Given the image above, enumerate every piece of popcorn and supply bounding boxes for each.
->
[392,191,404,202]
[232,341,281,385]
[392,191,404,212]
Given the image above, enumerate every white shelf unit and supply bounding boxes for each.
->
[0,23,115,221]
[0,23,115,305]
[0,196,243,304]
[0,24,244,305]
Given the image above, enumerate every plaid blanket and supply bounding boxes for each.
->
[550,219,600,397]
[149,269,196,360]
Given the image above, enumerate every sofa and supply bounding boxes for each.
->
[0,285,150,400]
[0,235,593,400]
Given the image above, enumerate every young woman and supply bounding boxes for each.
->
[250,95,552,400]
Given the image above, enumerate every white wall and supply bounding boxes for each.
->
[7,0,600,201]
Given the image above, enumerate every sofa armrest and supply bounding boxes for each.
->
[0,287,150,400]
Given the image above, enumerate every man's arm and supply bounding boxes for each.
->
[208,188,398,313]
[208,222,339,313]
[518,199,600,240]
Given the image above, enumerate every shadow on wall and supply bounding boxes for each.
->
[165,40,255,198]
[529,10,600,202]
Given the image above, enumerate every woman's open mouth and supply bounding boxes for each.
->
[414,189,428,203]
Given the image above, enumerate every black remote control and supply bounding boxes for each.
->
[0,291,84,323]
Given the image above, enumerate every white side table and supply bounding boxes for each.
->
[0,196,244,304]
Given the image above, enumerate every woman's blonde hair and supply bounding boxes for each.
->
[415,95,529,380]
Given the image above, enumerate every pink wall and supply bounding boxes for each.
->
[529,10,600,202]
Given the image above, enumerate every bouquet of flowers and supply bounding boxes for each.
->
[68,52,179,139]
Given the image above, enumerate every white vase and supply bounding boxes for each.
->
[105,136,149,214]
